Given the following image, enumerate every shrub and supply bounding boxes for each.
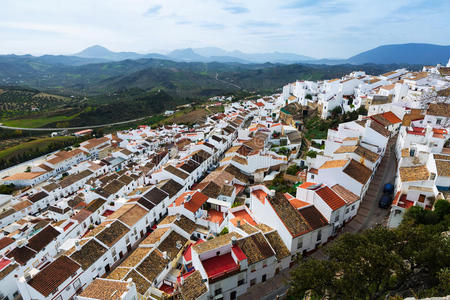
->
[306,150,317,158]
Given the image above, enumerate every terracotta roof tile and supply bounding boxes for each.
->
[193,232,242,254]
[298,205,329,230]
[79,278,130,300]
[135,249,169,283]
[27,225,60,252]
[399,165,430,182]
[343,159,372,184]
[180,271,208,300]
[316,186,347,210]
[236,233,275,265]
[319,160,348,169]
[264,231,290,260]
[28,256,79,297]
[331,184,359,203]
[70,239,107,270]
[268,193,310,237]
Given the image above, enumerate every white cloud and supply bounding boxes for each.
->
[0,0,448,58]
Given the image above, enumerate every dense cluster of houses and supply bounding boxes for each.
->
[280,64,450,229]
[0,61,448,300]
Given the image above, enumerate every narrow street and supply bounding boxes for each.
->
[239,135,398,300]
[343,134,397,233]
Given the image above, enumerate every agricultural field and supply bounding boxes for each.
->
[0,136,79,170]
[1,108,84,128]
[162,105,224,125]
[0,88,78,117]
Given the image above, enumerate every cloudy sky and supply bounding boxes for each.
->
[1,0,449,58]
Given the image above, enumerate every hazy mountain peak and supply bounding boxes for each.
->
[75,45,113,57]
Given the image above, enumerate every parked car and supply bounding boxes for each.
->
[379,194,393,209]
[383,183,394,195]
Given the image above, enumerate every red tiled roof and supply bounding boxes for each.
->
[252,190,267,204]
[207,209,224,224]
[185,191,209,213]
[232,209,256,226]
[231,245,247,261]
[298,182,317,189]
[290,198,311,209]
[407,127,426,136]
[0,257,11,270]
[316,186,346,210]
[183,240,204,262]
[382,111,402,124]
[202,253,239,280]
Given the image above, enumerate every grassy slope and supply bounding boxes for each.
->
[2,112,81,128]
[0,136,77,161]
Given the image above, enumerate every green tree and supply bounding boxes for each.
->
[0,184,15,195]
[288,222,450,299]
[330,106,342,119]
[286,164,301,176]
[306,150,317,158]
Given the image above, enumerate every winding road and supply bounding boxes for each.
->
[215,72,241,89]
[0,115,152,131]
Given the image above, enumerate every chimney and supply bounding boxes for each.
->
[231,236,237,245]
[180,276,185,285]
[185,195,191,203]
[126,278,133,289]
[162,251,168,260]
[236,220,241,227]
[176,214,181,221]
[75,240,81,251]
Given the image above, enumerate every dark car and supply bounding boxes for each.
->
[383,183,394,195]
[379,194,393,209]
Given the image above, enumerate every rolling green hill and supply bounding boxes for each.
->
[0,55,421,128]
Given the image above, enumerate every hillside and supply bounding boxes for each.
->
[348,43,450,65]
[0,54,416,98]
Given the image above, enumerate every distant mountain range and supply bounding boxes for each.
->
[74,45,314,64]
[346,43,450,65]
[71,43,450,65]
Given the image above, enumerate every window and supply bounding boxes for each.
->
[351,205,355,211]
[311,174,314,179]
[250,279,256,286]
[238,279,245,286]
[334,214,339,222]
[73,278,81,289]
[317,230,322,241]
[262,274,267,282]
[215,288,222,296]
[345,207,350,214]
[437,118,442,125]
[297,238,303,249]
